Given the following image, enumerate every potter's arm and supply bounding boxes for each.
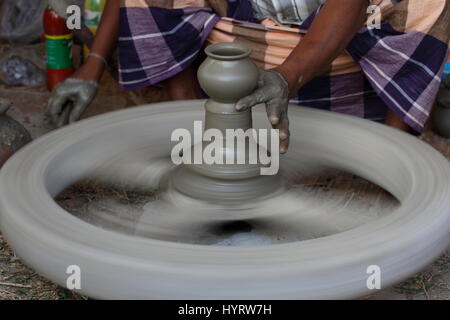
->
[277,0,369,91]
[79,0,120,80]
[46,0,120,126]
[236,0,369,153]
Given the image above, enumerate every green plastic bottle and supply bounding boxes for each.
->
[83,0,106,57]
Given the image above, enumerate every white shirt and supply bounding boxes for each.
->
[251,0,326,25]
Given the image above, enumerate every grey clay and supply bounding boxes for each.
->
[171,43,284,203]
[432,81,450,138]
[46,78,99,127]
[0,98,32,167]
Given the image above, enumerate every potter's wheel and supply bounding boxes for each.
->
[0,100,449,299]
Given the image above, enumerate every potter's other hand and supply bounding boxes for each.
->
[235,70,290,154]
[46,78,98,127]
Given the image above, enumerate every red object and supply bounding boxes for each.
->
[46,67,75,90]
[43,9,71,36]
[43,8,75,90]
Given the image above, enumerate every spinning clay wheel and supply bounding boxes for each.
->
[0,43,449,299]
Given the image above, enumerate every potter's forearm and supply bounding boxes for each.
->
[81,0,120,80]
[277,0,369,93]
[47,1,119,124]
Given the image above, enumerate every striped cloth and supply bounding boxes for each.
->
[118,0,450,132]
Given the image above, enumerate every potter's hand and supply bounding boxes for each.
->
[235,70,290,154]
[46,78,98,127]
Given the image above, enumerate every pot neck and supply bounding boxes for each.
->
[205,43,251,61]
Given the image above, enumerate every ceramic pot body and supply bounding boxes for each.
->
[172,43,283,202]
[432,105,450,138]
[192,43,264,180]
[198,42,259,104]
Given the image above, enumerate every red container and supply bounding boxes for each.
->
[43,8,75,90]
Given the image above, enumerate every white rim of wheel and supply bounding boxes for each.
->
[0,100,449,299]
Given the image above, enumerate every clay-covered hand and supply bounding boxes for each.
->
[46,78,98,127]
[235,70,290,153]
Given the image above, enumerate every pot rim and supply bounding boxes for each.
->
[205,42,252,61]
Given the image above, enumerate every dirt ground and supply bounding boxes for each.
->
[0,43,449,300]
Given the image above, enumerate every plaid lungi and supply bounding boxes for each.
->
[118,0,450,132]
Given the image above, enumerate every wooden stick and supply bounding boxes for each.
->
[0,282,32,288]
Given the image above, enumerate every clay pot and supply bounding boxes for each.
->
[198,42,259,104]
[192,42,264,181]
[432,85,450,138]
[171,42,282,201]
[0,98,32,168]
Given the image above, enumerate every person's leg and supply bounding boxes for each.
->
[163,66,202,100]
[384,109,412,133]
[118,2,220,98]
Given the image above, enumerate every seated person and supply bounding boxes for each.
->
[47,0,450,153]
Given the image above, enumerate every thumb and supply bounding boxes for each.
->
[46,91,71,117]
